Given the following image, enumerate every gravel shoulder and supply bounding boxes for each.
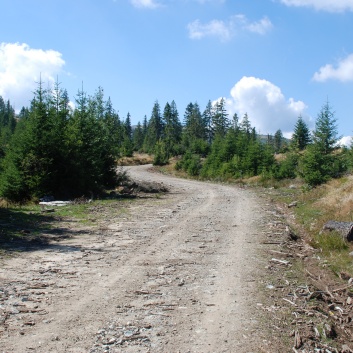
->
[0,165,282,353]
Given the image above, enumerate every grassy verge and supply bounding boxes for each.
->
[263,175,353,277]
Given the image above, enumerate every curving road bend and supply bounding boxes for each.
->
[0,164,270,353]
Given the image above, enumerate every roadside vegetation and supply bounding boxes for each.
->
[2,80,353,351]
[1,79,353,273]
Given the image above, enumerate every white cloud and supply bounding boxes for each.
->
[339,136,352,147]
[225,76,308,135]
[187,19,232,41]
[313,54,353,82]
[187,15,273,41]
[130,0,161,9]
[245,17,273,35]
[0,42,65,109]
[279,0,353,12]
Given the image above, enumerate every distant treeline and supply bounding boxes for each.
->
[0,81,351,202]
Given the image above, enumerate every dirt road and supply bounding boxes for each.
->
[1,165,274,352]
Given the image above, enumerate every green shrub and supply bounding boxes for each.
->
[273,153,299,180]
[153,141,169,166]
[174,151,201,176]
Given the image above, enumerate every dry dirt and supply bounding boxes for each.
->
[1,165,288,353]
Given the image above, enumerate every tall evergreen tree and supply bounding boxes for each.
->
[274,129,283,153]
[299,101,345,186]
[142,115,148,136]
[0,79,60,200]
[0,97,17,158]
[212,98,229,137]
[121,112,133,157]
[124,113,132,141]
[312,101,340,155]
[163,100,182,157]
[144,101,163,153]
[202,100,214,144]
[133,122,144,151]
[240,113,251,137]
[183,102,205,148]
[291,116,311,150]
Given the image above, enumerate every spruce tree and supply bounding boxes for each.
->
[274,129,283,153]
[0,97,17,158]
[183,102,206,149]
[163,101,182,157]
[312,101,339,155]
[212,98,229,138]
[143,101,163,153]
[202,100,214,144]
[1,80,59,200]
[299,101,345,186]
[133,122,144,151]
[291,116,311,151]
[121,113,133,157]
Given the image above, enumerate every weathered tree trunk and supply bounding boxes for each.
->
[322,221,353,242]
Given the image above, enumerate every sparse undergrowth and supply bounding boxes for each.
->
[0,178,168,256]
[257,175,353,352]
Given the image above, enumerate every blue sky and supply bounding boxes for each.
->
[0,0,353,142]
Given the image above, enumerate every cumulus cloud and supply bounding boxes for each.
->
[279,0,353,12]
[339,136,352,147]
[0,42,65,109]
[225,76,308,136]
[313,54,353,82]
[187,15,273,41]
[130,0,161,9]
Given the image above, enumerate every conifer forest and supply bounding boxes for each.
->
[0,81,350,203]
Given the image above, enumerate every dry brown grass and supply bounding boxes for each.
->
[117,153,154,166]
[312,175,353,222]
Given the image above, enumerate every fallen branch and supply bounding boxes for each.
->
[270,258,290,266]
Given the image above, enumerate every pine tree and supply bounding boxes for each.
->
[312,101,340,155]
[274,129,283,153]
[124,113,132,141]
[212,98,229,137]
[0,97,17,158]
[121,113,133,157]
[163,100,182,157]
[144,101,164,153]
[133,122,144,151]
[299,101,345,186]
[291,115,311,150]
[240,113,251,137]
[46,80,71,196]
[66,86,110,195]
[202,100,214,144]
[1,79,59,200]
[183,102,206,148]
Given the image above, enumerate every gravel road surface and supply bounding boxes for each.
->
[0,165,273,353]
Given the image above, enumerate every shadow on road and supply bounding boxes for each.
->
[0,207,89,253]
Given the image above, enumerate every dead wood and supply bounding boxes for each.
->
[270,258,290,266]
